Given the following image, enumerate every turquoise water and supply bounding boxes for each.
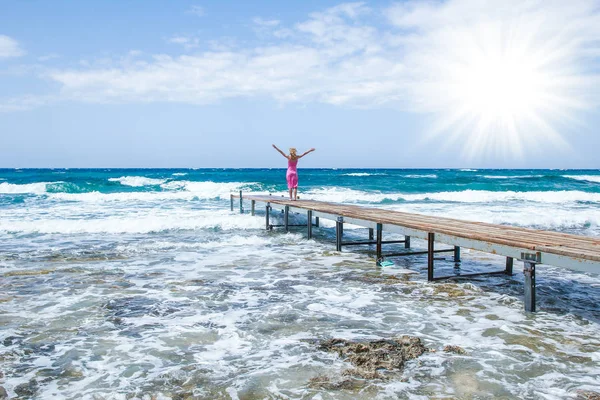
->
[2,168,600,194]
[1,168,599,399]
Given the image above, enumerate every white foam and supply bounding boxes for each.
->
[390,203,600,232]
[342,172,386,177]
[50,191,198,202]
[2,220,599,400]
[108,176,166,186]
[115,236,272,253]
[0,211,264,234]
[408,190,600,203]
[0,181,57,194]
[302,188,600,204]
[300,187,392,203]
[563,175,600,183]
[46,181,253,202]
[172,172,188,176]
[404,174,438,178]
[482,175,543,179]
[174,181,251,197]
[459,169,477,172]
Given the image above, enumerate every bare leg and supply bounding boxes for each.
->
[293,187,297,200]
[289,188,293,200]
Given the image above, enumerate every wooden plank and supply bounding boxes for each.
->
[235,194,600,262]
[326,206,599,253]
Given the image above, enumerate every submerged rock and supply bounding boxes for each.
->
[0,386,7,400]
[443,345,467,355]
[308,375,362,390]
[15,379,38,397]
[577,390,600,400]
[344,272,414,286]
[433,283,470,297]
[318,336,428,379]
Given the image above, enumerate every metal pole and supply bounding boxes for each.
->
[251,200,255,216]
[265,203,270,230]
[368,228,374,241]
[428,232,435,281]
[239,190,243,214]
[284,206,290,232]
[230,194,234,211]
[524,261,536,312]
[376,223,382,260]
[505,257,514,275]
[336,217,344,251]
[405,235,411,249]
[454,246,461,265]
[307,210,313,239]
[315,217,319,227]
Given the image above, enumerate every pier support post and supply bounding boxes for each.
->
[336,217,344,251]
[251,200,255,216]
[230,194,234,211]
[284,206,290,232]
[307,210,313,239]
[523,261,536,312]
[369,228,374,241]
[239,190,243,214]
[405,236,411,249]
[315,217,320,227]
[428,232,435,281]
[265,203,271,230]
[505,257,514,275]
[454,246,461,265]
[376,223,382,260]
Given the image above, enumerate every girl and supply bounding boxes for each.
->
[272,144,315,200]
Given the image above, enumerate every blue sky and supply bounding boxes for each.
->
[1,0,600,168]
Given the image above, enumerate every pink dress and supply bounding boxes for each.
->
[286,159,298,189]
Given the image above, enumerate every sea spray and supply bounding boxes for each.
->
[0,168,599,399]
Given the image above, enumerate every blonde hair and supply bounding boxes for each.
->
[289,148,297,158]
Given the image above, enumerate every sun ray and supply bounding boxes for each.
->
[402,0,599,162]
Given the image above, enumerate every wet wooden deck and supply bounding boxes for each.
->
[231,193,600,311]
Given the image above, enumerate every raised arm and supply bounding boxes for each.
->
[272,144,289,159]
[298,148,316,158]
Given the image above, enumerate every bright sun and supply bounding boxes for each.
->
[407,15,590,160]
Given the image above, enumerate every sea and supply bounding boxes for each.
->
[0,168,599,399]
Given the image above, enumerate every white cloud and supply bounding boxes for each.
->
[11,1,600,111]
[5,1,600,159]
[46,3,400,107]
[253,17,280,27]
[0,95,54,112]
[0,35,25,58]
[168,35,201,50]
[38,53,59,62]
[169,37,190,45]
[187,5,204,17]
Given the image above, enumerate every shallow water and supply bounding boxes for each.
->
[1,169,599,399]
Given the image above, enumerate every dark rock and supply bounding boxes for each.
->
[3,336,23,347]
[443,345,467,355]
[577,390,600,400]
[308,375,361,390]
[15,379,38,397]
[0,386,7,400]
[318,335,428,378]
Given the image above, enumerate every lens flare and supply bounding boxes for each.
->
[401,2,597,160]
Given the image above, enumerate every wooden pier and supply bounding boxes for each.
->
[231,192,600,312]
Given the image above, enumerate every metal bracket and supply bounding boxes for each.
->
[520,252,541,263]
